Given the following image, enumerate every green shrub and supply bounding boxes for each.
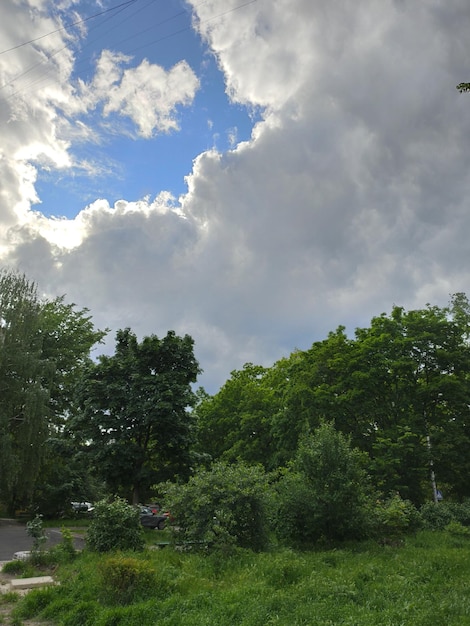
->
[48,527,77,564]
[26,514,47,555]
[446,500,470,526]
[445,520,470,536]
[276,423,374,545]
[420,502,456,530]
[86,498,144,552]
[373,493,421,537]
[162,461,274,552]
[97,555,156,605]
[11,586,58,621]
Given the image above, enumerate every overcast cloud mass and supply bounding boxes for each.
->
[1,0,470,392]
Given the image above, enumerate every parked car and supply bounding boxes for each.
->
[144,503,161,515]
[139,505,168,530]
[71,501,93,513]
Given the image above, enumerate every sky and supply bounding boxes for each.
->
[1,0,470,393]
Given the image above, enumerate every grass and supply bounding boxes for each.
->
[7,531,470,625]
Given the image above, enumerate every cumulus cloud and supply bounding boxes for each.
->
[103,59,199,137]
[2,0,470,391]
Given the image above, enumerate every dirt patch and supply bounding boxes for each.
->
[0,562,54,625]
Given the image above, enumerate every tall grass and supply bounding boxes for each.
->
[10,531,470,625]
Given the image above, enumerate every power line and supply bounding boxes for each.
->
[0,0,143,95]
[0,0,139,56]
[1,0,260,103]
[109,0,259,59]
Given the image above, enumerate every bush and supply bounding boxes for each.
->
[86,498,145,552]
[162,461,274,552]
[421,500,470,530]
[276,422,374,546]
[98,555,156,605]
[373,493,421,538]
[49,527,77,564]
[26,514,47,556]
[447,500,470,526]
[445,520,470,536]
[420,502,456,530]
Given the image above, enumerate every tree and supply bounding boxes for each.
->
[0,269,107,514]
[195,363,279,468]
[32,297,107,516]
[276,422,373,545]
[73,328,200,504]
[273,298,470,503]
[0,270,52,513]
[39,296,107,423]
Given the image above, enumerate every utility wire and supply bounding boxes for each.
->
[2,0,259,102]
[0,0,139,56]
[0,0,148,95]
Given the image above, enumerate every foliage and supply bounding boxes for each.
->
[195,363,282,469]
[420,502,456,530]
[49,527,77,563]
[73,328,200,503]
[0,269,106,515]
[1,559,35,576]
[10,531,470,625]
[444,520,470,536]
[195,296,470,506]
[86,498,145,553]
[0,270,51,513]
[276,422,374,545]
[26,514,47,555]
[31,436,106,518]
[162,461,274,552]
[373,493,421,538]
[420,500,470,531]
[97,555,157,605]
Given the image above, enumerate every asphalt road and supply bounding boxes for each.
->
[0,519,85,560]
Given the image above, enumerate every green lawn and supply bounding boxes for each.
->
[7,531,470,625]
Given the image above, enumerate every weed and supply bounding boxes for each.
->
[9,531,470,625]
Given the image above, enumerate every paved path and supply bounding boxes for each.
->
[0,519,85,560]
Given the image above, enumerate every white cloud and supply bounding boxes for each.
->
[3,0,470,392]
[103,59,199,138]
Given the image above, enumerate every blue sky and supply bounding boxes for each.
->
[1,0,470,393]
[31,0,260,218]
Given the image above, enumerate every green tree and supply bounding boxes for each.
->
[33,298,107,516]
[274,298,470,504]
[353,301,470,503]
[0,270,52,513]
[195,363,279,468]
[39,296,107,423]
[0,269,107,514]
[276,422,373,545]
[73,328,200,504]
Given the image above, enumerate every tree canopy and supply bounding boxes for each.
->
[0,269,106,513]
[73,328,201,504]
[196,295,470,504]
